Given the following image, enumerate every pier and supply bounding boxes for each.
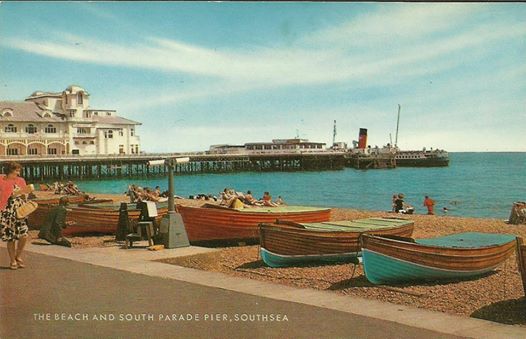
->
[1,152,349,181]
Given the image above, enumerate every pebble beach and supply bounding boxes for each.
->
[29,191,526,326]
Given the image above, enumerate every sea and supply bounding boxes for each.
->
[75,152,525,220]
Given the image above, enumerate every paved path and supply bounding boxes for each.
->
[1,242,525,338]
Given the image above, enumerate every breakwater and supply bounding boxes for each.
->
[2,152,357,181]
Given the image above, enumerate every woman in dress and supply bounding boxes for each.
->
[0,162,31,270]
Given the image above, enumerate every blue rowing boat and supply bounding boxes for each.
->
[360,232,517,285]
[259,218,414,268]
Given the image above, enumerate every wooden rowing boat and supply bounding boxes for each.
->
[30,201,168,236]
[28,195,89,229]
[177,204,331,243]
[360,232,517,285]
[517,237,526,296]
[259,218,414,267]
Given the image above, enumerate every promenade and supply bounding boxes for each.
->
[1,242,525,339]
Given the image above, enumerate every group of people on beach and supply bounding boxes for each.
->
[126,184,169,203]
[41,181,83,196]
[392,194,445,215]
[219,188,285,209]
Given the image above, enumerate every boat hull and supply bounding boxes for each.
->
[28,195,88,229]
[178,204,331,243]
[260,247,360,268]
[361,233,517,284]
[517,237,526,296]
[259,218,414,267]
[395,158,449,167]
[29,202,168,236]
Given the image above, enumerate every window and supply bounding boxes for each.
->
[48,148,58,155]
[119,145,124,154]
[2,111,13,117]
[130,128,135,136]
[45,124,56,133]
[25,124,37,134]
[5,124,17,133]
[77,127,90,134]
[7,148,19,155]
[89,140,95,145]
[107,130,113,139]
[28,148,38,155]
[77,92,83,105]
[119,130,124,137]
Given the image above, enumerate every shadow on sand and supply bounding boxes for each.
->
[471,297,526,325]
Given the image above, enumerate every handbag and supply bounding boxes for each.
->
[16,201,39,219]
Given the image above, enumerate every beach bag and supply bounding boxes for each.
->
[16,201,38,219]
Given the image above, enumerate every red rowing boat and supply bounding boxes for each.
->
[177,203,331,243]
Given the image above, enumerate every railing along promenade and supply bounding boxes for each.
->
[0,150,351,181]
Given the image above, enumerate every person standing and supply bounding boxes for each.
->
[0,162,32,270]
[423,196,435,215]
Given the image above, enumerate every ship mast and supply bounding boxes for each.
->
[332,120,337,146]
[395,104,401,147]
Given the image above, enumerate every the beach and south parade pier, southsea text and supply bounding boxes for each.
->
[33,312,289,322]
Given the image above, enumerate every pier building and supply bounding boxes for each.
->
[0,85,141,156]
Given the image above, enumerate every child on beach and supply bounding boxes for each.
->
[423,196,435,215]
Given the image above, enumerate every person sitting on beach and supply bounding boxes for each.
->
[274,195,286,205]
[394,194,405,213]
[392,194,398,212]
[64,181,82,195]
[126,185,141,203]
[219,188,245,208]
[143,187,160,202]
[54,182,64,194]
[243,190,261,206]
[260,192,278,207]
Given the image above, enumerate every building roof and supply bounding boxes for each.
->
[26,91,63,100]
[0,101,65,122]
[92,114,141,125]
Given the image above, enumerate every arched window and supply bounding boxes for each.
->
[45,124,56,133]
[5,124,17,133]
[25,124,37,134]
[77,92,83,105]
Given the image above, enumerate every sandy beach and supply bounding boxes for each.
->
[28,191,526,326]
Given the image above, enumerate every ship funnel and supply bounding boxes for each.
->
[358,128,368,149]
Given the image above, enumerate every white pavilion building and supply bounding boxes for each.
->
[0,85,141,156]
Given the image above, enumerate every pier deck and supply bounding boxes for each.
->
[0,151,349,181]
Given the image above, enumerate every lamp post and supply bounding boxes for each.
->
[148,157,190,248]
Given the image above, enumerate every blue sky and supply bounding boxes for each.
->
[1,2,525,152]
